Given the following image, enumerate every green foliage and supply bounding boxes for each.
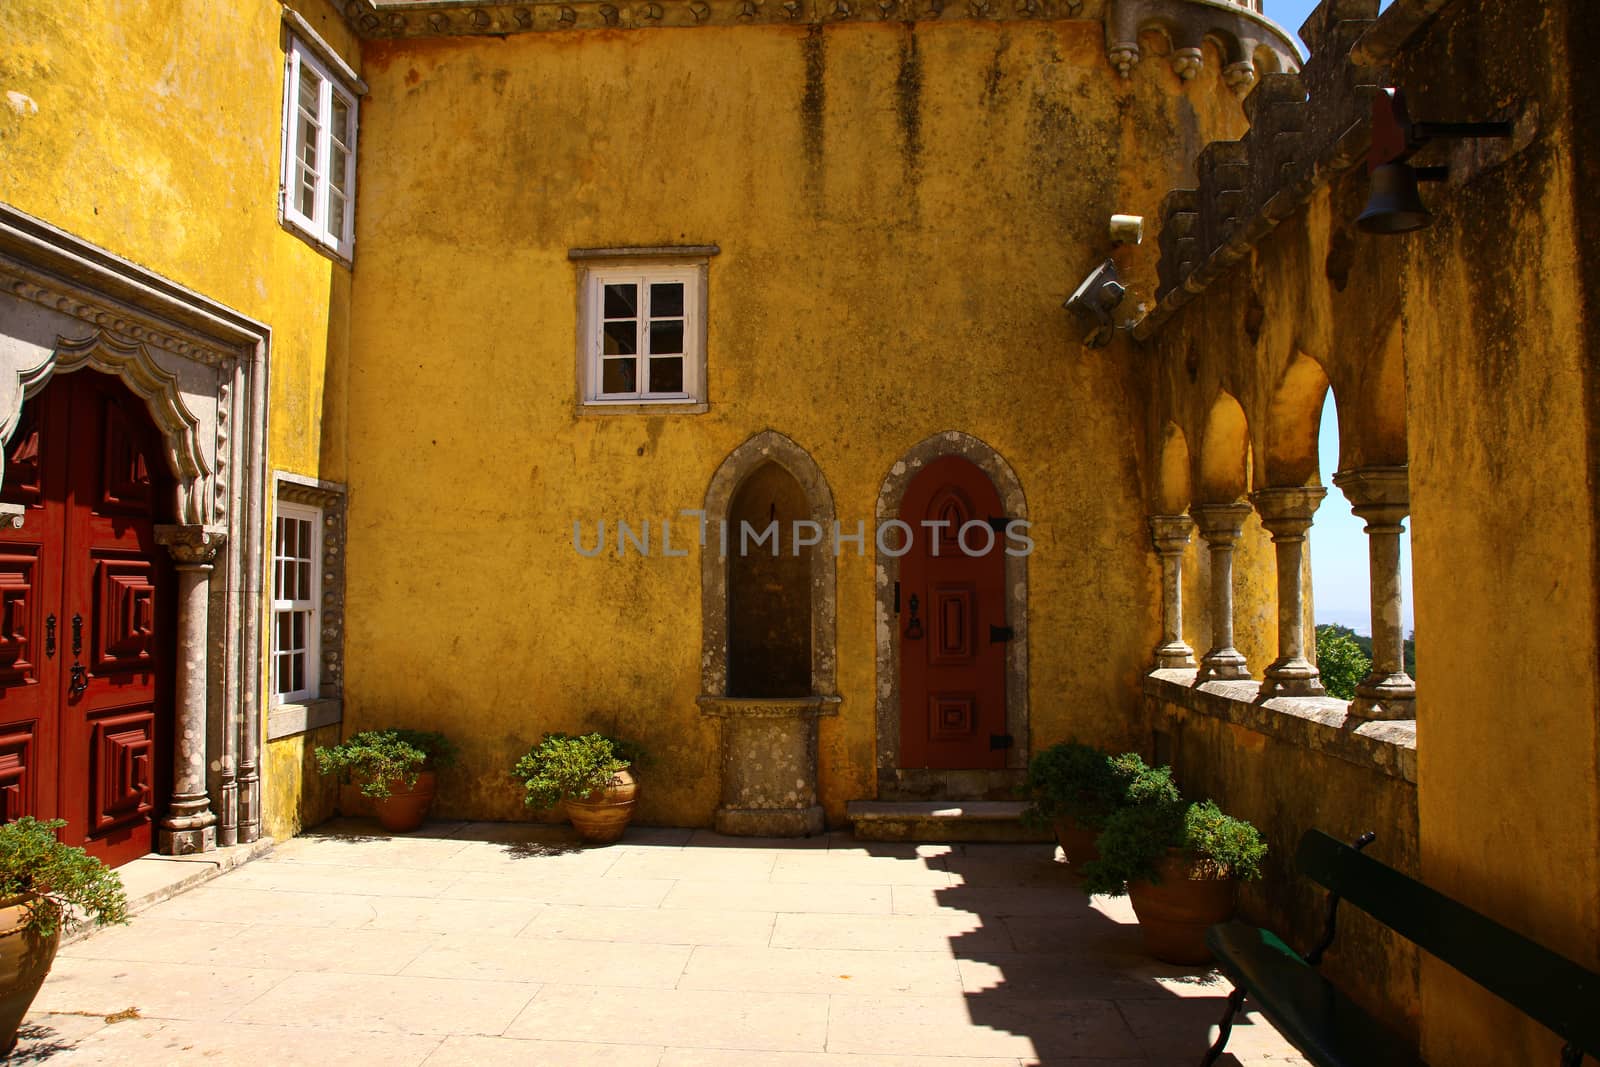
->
[1315,624,1371,701]
[0,817,129,936]
[1022,743,1143,829]
[513,732,643,810]
[1078,770,1267,897]
[314,729,457,798]
[1316,623,1417,697]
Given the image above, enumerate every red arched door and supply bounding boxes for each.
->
[899,455,1008,770]
[0,370,175,867]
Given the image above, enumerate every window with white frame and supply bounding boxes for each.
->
[281,38,358,257]
[272,503,322,704]
[580,264,707,406]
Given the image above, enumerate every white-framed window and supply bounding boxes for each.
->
[281,38,358,257]
[272,502,322,705]
[578,263,709,407]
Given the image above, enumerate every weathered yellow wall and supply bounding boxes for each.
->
[263,723,342,841]
[343,19,1250,825]
[1399,3,1599,1062]
[0,0,356,839]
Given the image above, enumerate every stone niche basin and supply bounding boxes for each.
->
[697,694,841,836]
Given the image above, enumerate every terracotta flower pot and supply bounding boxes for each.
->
[1127,850,1238,965]
[1053,815,1102,868]
[563,768,638,845]
[372,770,437,833]
[0,896,61,1055]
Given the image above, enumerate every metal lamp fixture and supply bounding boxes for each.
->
[1357,89,1513,235]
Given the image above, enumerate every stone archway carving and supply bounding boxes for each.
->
[697,429,840,836]
[1,203,268,852]
[699,429,838,699]
[875,430,1029,799]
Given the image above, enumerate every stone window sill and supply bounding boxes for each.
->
[267,697,343,742]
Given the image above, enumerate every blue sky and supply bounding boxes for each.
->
[1266,0,1393,53]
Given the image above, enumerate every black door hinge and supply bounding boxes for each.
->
[989,624,1015,643]
[986,515,1013,533]
[990,733,1014,750]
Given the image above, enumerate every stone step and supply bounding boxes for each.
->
[845,800,1053,843]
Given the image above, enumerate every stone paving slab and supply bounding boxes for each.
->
[16,819,1309,1066]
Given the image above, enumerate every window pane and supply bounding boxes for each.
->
[298,562,312,595]
[649,320,683,355]
[650,282,684,317]
[330,144,349,195]
[331,95,350,143]
[299,68,319,112]
[603,283,638,319]
[649,357,684,395]
[291,652,305,693]
[602,359,637,394]
[603,321,637,356]
[329,191,347,240]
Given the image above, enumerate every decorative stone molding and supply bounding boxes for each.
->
[1149,514,1198,669]
[1103,0,1299,86]
[1,201,270,852]
[1251,486,1326,697]
[1332,466,1415,721]
[874,431,1029,798]
[1190,501,1253,682]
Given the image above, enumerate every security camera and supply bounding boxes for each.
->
[1063,259,1126,348]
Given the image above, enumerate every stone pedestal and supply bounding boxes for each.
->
[155,524,225,855]
[1149,515,1198,669]
[1332,468,1416,720]
[1191,502,1254,682]
[1252,486,1327,697]
[698,695,840,836]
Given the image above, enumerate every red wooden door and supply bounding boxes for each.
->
[898,456,1008,770]
[0,371,174,867]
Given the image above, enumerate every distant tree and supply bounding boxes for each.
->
[1316,624,1371,701]
[1405,631,1417,680]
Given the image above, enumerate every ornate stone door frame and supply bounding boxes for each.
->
[875,431,1030,800]
[0,203,270,851]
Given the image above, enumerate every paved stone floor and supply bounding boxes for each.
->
[12,821,1307,1066]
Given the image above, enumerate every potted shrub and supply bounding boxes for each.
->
[0,817,129,1053]
[315,729,457,832]
[1081,795,1267,965]
[1022,744,1172,866]
[513,732,643,845]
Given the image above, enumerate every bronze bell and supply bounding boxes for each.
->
[1357,163,1432,234]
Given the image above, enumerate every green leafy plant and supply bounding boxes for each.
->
[0,817,129,936]
[1022,743,1166,830]
[314,729,457,798]
[513,732,643,810]
[1315,624,1372,701]
[1080,792,1267,896]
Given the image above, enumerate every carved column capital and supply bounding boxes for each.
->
[155,524,227,567]
[1190,501,1253,544]
[1149,514,1194,555]
[1332,467,1409,529]
[1251,485,1327,541]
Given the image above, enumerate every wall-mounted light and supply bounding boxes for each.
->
[1357,88,1513,235]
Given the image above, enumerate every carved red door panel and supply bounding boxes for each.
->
[0,371,173,867]
[898,456,1008,770]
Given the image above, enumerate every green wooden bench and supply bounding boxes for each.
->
[1201,830,1600,1067]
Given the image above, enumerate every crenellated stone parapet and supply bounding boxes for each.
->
[1103,0,1299,91]
[1135,0,1459,339]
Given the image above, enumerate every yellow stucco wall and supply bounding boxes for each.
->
[342,19,1250,825]
[0,0,356,840]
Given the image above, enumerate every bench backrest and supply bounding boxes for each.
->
[1296,830,1600,1058]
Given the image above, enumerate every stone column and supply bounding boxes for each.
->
[1331,467,1415,719]
[1149,515,1198,669]
[1190,502,1254,681]
[1251,486,1327,697]
[155,524,226,854]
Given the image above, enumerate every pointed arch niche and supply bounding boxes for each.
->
[697,430,839,836]
[874,430,1029,800]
